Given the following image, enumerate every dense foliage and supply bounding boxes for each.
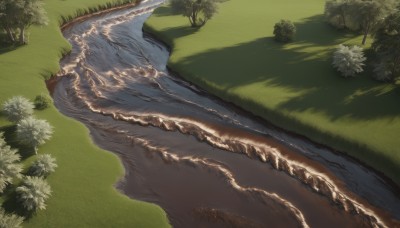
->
[372,11,400,81]
[2,96,34,123]
[170,0,219,27]
[29,154,57,177]
[16,176,51,211]
[34,94,52,110]
[0,0,48,44]
[273,19,296,43]
[324,0,397,44]
[332,44,366,77]
[16,117,53,153]
[0,133,22,193]
[0,209,23,228]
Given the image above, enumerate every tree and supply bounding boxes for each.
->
[372,10,400,81]
[29,154,57,177]
[16,117,53,154]
[325,0,350,29]
[332,44,366,77]
[0,0,48,44]
[170,0,218,27]
[34,94,51,110]
[273,20,296,43]
[0,132,23,193]
[16,176,51,211]
[349,0,396,45]
[2,96,34,123]
[0,208,24,228]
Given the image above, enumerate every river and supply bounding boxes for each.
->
[50,0,400,227]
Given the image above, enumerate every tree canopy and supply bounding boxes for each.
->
[170,0,219,27]
[0,0,48,44]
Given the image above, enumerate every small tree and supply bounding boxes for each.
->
[170,0,219,27]
[273,20,296,43]
[0,208,24,228]
[372,10,400,81]
[29,154,57,177]
[332,44,366,77]
[16,117,53,154]
[2,96,34,123]
[16,176,51,211]
[0,133,23,193]
[34,94,51,110]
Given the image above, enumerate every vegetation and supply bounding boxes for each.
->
[2,96,34,123]
[0,209,24,228]
[145,0,400,184]
[0,0,171,226]
[29,154,57,177]
[16,176,51,211]
[273,19,296,43]
[324,0,397,45]
[372,10,400,82]
[170,0,219,27]
[34,94,52,110]
[16,117,53,154]
[0,0,49,44]
[332,44,366,77]
[0,133,23,193]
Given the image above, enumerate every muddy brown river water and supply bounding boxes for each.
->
[51,0,400,227]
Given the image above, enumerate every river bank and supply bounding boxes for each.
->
[143,0,400,185]
[0,0,170,227]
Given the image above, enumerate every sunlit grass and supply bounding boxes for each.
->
[145,0,400,184]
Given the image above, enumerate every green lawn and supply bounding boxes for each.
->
[145,0,400,184]
[0,0,170,227]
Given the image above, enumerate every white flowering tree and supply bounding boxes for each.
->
[16,117,53,154]
[0,133,23,193]
[16,176,51,211]
[2,96,34,123]
[29,154,57,177]
[0,208,24,228]
[332,44,366,77]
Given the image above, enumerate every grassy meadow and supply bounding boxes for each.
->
[145,0,400,183]
[0,0,170,227]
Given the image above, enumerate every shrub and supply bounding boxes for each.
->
[16,117,53,154]
[29,154,57,177]
[273,19,296,43]
[34,94,52,110]
[0,209,24,228]
[2,96,34,123]
[332,44,366,77]
[0,133,23,193]
[16,176,51,211]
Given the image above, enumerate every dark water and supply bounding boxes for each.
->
[51,0,400,227]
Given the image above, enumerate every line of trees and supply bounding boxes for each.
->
[0,0,48,45]
[325,0,397,45]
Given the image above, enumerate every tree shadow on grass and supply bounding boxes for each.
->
[171,16,400,121]
[0,125,35,160]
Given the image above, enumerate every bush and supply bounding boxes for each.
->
[273,19,296,43]
[16,176,51,211]
[332,44,366,77]
[29,154,57,177]
[16,117,53,154]
[0,208,24,228]
[2,96,34,123]
[0,133,23,193]
[34,94,52,110]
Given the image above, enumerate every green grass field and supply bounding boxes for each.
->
[0,0,170,227]
[145,0,400,184]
